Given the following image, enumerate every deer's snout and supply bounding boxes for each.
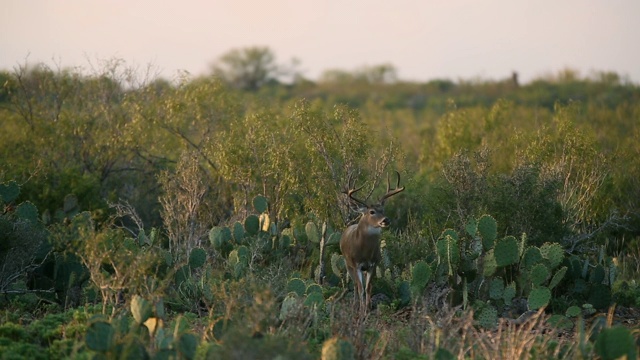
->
[380,217,390,227]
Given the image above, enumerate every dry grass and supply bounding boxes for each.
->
[320,300,597,360]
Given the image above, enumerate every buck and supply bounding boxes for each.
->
[340,171,405,312]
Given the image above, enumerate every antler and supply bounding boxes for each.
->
[344,172,369,208]
[379,171,405,204]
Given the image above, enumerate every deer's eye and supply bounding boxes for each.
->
[369,210,376,215]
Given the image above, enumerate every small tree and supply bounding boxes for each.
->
[211,46,281,91]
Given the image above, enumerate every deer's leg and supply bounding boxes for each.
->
[346,264,363,307]
[364,266,376,310]
[356,268,367,311]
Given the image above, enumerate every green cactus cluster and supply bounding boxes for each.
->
[414,213,620,329]
[84,306,198,360]
[284,277,326,311]
[564,252,616,310]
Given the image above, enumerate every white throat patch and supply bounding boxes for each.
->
[365,226,382,236]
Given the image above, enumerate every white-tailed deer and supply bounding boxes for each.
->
[340,171,404,312]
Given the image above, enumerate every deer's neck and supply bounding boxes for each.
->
[356,222,382,240]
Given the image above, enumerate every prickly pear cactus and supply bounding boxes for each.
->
[131,295,152,325]
[437,231,460,276]
[326,232,341,246]
[548,266,567,290]
[540,242,564,270]
[521,246,543,271]
[477,214,497,250]
[529,263,550,286]
[209,226,232,249]
[410,261,432,296]
[477,305,498,329]
[483,249,497,277]
[306,283,322,295]
[232,221,245,243]
[177,333,198,360]
[287,278,306,297]
[252,195,269,213]
[85,321,115,352]
[244,215,260,236]
[528,287,551,310]
[0,180,20,204]
[188,247,207,269]
[465,217,478,237]
[304,291,324,308]
[321,337,355,360]
[565,305,581,318]
[331,253,346,277]
[489,277,505,300]
[305,221,320,244]
[279,294,301,321]
[594,326,637,360]
[16,201,38,222]
[503,281,516,304]
[494,236,519,267]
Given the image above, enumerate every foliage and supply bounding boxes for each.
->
[1,57,639,359]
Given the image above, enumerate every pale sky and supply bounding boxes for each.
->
[2,0,639,84]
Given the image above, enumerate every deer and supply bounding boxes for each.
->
[340,171,405,312]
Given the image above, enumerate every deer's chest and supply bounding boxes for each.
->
[341,225,382,265]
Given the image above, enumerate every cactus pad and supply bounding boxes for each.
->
[0,181,20,203]
[16,201,38,222]
[85,321,115,352]
[594,326,637,360]
[477,305,498,329]
[304,291,324,307]
[244,215,260,236]
[540,242,564,270]
[305,221,320,243]
[188,247,207,269]
[565,305,581,318]
[331,253,346,277]
[209,226,232,249]
[489,277,505,300]
[326,232,341,246]
[477,215,497,250]
[528,286,551,310]
[549,266,567,290]
[521,246,543,271]
[465,217,478,237]
[279,294,300,321]
[177,333,198,360]
[411,261,432,294]
[131,295,153,325]
[546,314,574,331]
[494,236,519,267]
[306,283,323,295]
[440,228,459,241]
[503,281,516,304]
[529,263,550,286]
[232,221,245,243]
[483,249,497,277]
[252,195,269,213]
[287,278,306,297]
[437,234,460,276]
